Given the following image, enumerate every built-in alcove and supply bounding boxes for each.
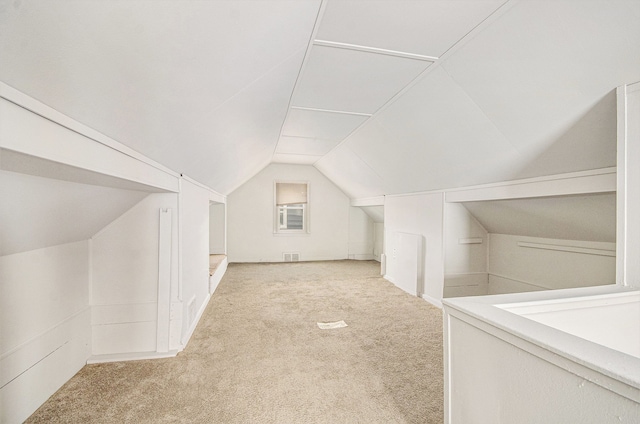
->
[444,191,617,298]
[0,148,179,423]
[358,205,384,263]
[208,201,227,293]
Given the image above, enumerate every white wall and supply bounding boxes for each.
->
[384,193,444,306]
[373,222,384,262]
[488,234,616,294]
[227,164,353,263]
[1,241,91,424]
[443,202,488,298]
[91,193,179,356]
[209,202,226,255]
[179,179,212,345]
[348,206,375,260]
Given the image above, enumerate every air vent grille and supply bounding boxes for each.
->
[283,252,300,262]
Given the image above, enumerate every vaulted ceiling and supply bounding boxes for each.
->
[1,0,639,198]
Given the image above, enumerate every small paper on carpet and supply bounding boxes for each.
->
[317,320,348,329]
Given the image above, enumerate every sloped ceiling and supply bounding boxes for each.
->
[1,1,639,198]
[461,193,617,243]
[0,170,149,256]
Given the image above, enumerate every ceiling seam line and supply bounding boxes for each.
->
[291,106,371,117]
[269,0,328,161]
[313,40,438,62]
[316,0,519,168]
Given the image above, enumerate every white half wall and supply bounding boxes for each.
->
[1,241,91,424]
[227,164,352,263]
[179,178,212,347]
[90,193,179,357]
[488,234,616,294]
[384,193,444,306]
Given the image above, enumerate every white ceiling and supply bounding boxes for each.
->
[1,0,639,198]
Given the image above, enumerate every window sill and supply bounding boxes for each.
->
[272,231,311,237]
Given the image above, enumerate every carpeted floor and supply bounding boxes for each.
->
[26,260,444,423]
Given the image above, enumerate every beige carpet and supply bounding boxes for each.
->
[27,260,444,423]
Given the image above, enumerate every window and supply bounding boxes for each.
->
[275,182,308,233]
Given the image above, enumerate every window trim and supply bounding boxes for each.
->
[274,180,310,234]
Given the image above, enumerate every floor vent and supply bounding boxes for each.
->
[283,253,300,262]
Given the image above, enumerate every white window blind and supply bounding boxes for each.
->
[276,183,308,205]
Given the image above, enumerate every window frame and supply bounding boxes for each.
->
[274,181,310,235]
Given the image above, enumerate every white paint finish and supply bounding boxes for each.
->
[444,202,488,275]
[91,303,157,326]
[1,149,170,193]
[444,285,640,423]
[462,192,617,243]
[445,313,640,424]
[487,274,545,295]
[92,322,157,356]
[389,232,424,297]
[173,49,309,195]
[443,273,489,298]
[0,309,91,424]
[91,194,179,305]
[281,108,369,141]
[90,193,178,356]
[1,241,90,352]
[501,291,640,359]
[293,45,430,114]
[618,82,640,287]
[359,205,384,223]
[209,257,228,294]
[314,144,390,199]
[0,170,148,256]
[351,196,384,207]
[209,203,226,255]
[276,136,340,157]
[317,0,506,57]
[445,168,617,203]
[227,164,351,263]
[0,97,179,192]
[271,153,323,165]
[0,242,91,423]
[373,222,384,262]
[488,234,615,293]
[0,1,320,195]
[441,2,638,176]
[348,207,374,260]
[0,82,178,180]
[179,179,211,345]
[157,208,172,352]
[338,67,519,195]
[384,193,444,303]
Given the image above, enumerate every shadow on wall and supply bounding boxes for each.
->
[513,89,617,179]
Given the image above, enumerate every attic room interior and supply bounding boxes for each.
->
[1,0,639,422]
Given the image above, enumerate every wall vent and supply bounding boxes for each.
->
[283,252,300,262]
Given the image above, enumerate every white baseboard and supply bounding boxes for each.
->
[180,292,211,349]
[87,350,179,364]
[421,293,443,309]
[209,257,228,293]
